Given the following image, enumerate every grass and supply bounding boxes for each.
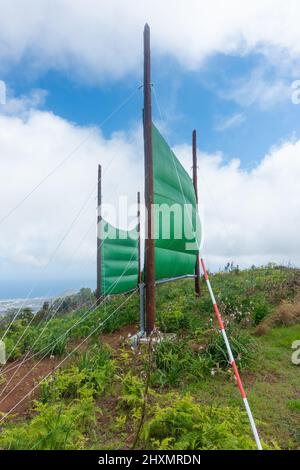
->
[0,264,300,450]
[183,324,300,449]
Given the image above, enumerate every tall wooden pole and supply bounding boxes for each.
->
[96,164,102,302]
[137,191,142,285]
[143,23,155,335]
[192,130,201,297]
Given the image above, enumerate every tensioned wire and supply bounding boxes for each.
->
[0,194,98,390]
[0,196,138,377]
[152,84,253,324]
[0,86,139,323]
[0,182,98,352]
[0,236,104,396]
[0,222,104,377]
[0,246,139,404]
[1,142,138,362]
[0,215,101,376]
[0,150,140,402]
[1,136,138,346]
[0,129,141,377]
[0,86,141,410]
[152,86,203,254]
[9,84,185,370]
[154,87,266,283]
[0,285,125,404]
[0,287,138,424]
[0,158,140,390]
[0,175,139,390]
[0,272,138,410]
[0,88,139,227]
[0,88,138,341]
[0,187,98,346]
[0,253,104,378]
[154,85,263,450]
[0,86,140,346]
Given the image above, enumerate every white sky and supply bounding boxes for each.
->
[0,1,300,282]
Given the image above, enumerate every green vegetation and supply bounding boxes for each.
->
[0,399,96,450]
[0,288,139,360]
[142,394,262,450]
[0,264,299,450]
[40,345,115,403]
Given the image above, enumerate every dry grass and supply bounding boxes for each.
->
[255,293,300,336]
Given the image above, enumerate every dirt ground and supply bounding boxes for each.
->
[0,356,61,416]
[0,323,137,418]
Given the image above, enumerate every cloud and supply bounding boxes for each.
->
[0,93,143,280]
[1,90,300,282]
[0,1,300,82]
[214,113,246,132]
[221,68,292,109]
[174,139,300,269]
[1,88,47,117]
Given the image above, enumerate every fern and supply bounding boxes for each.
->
[143,394,271,450]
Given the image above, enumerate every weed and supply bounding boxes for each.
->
[151,339,210,387]
[287,400,300,413]
[40,344,115,402]
[205,329,258,371]
[251,295,271,325]
[143,393,268,450]
[157,309,190,333]
[0,398,96,450]
[118,371,144,412]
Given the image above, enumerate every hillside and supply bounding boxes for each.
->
[0,265,300,450]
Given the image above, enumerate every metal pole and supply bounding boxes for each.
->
[137,191,142,285]
[155,274,195,286]
[143,23,155,335]
[200,257,262,450]
[139,283,145,335]
[192,130,201,297]
[137,190,145,334]
[96,164,102,302]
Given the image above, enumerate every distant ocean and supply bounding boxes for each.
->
[0,279,95,315]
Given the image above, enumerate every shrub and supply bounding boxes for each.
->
[271,298,300,326]
[152,329,257,388]
[40,345,115,402]
[118,371,144,412]
[152,339,210,387]
[287,400,300,412]
[153,340,190,387]
[143,394,262,450]
[40,367,87,402]
[0,398,96,450]
[251,295,271,325]
[33,329,68,357]
[254,296,300,335]
[3,335,22,360]
[77,344,112,371]
[158,309,190,333]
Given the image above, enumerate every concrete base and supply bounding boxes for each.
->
[129,331,176,348]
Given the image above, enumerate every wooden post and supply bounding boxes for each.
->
[192,130,201,297]
[137,191,142,285]
[138,192,145,333]
[143,23,155,335]
[96,164,102,302]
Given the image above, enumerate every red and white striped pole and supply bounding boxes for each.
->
[200,257,262,450]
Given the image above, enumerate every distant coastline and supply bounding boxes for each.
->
[0,279,94,316]
[0,297,47,315]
